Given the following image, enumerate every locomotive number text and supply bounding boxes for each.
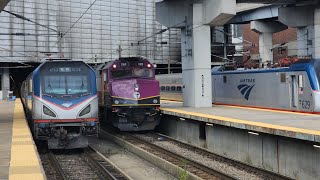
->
[299,100,311,109]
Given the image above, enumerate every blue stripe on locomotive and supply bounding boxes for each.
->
[31,62,97,108]
[212,62,320,91]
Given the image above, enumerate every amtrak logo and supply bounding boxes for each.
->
[237,84,255,100]
[62,102,73,108]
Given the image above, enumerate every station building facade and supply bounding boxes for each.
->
[0,0,181,99]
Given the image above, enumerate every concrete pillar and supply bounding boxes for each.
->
[314,8,320,58]
[181,4,212,107]
[258,32,273,65]
[156,0,236,107]
[2,68,9,99]
[279,6,317,58]
[296,26,314,57]
[251,21,287,65]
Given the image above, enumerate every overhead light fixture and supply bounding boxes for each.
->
[248,131,259,136]
[313,144,320,148]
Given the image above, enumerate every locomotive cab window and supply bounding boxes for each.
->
[111,68,153,79]
[29,80,33,92]
[298,75,303,88]
[104,71,108,82]
[280,73,286,83]
[223,76,227,83]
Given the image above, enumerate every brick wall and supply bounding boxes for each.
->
[242,24,297,63]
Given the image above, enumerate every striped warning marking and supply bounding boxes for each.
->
[9,100,45,180]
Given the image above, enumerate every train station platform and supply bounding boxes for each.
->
[159,100,320,179]
[0,100,45,180]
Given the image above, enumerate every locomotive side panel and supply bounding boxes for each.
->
[213,71,315,112]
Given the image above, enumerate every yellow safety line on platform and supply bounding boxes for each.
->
[160,98,182,102]
[9,99,45,180]
[215,104,320,116]
[161,100,181,104]
[160,107,320,136]
[161,99,319,116]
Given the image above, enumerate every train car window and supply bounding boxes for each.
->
[166,86,170,91]
[280,73,286,83]
[0,75,2,90]
[171,86,176,91]
[177,86,182,92]
[298,75,303,88]
[161,86,166,91]
[223,76,227,83]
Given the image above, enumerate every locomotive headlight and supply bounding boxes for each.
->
[79,105,91,117]
[43,106,56,117]
[134,83,139,92]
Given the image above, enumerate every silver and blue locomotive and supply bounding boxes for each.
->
[157,59,320,113]
[21,60,99,149]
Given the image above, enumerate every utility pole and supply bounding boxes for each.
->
[168,29,171,74]
[117,45,123,58]
[223,25,229,59]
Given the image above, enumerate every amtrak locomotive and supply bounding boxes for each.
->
[21,61,99,149]
[96,57,160,131]
[157,59,320,113]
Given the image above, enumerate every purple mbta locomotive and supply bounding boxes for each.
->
[96,57,160,131]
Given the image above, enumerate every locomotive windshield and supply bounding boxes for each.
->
[43,75,89,95]
[111,68,153,79]
[41,63,91,98]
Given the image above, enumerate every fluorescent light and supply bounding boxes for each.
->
[313,144,320,148]
[180,118,185,121]
[206,123,213,126]
[248,131,259,136]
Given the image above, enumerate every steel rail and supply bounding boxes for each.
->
[47,151,69,180]
[84,146,133,180]
[155,133,293,180]
[104,128,237,180]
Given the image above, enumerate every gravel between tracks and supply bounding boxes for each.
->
[134,133,271,180]
[89,136,176,180]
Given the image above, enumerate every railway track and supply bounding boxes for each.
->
[102,128,236,180]
[135,132,293,180]
[102,127,292,180]
[45,146,131,180]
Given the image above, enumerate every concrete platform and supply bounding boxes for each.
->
[161,100,320,142]
[0,100,45,180]
[159,100,320,179]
